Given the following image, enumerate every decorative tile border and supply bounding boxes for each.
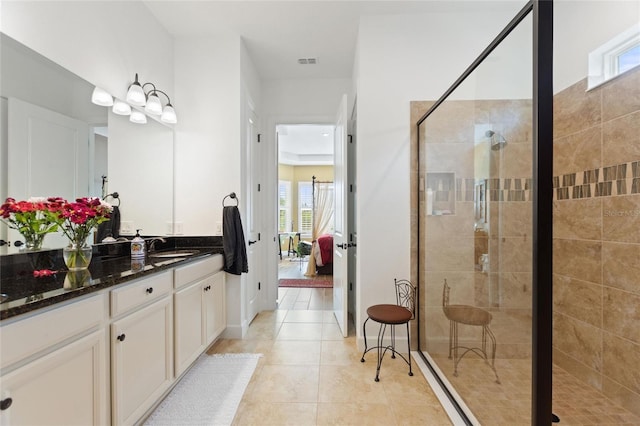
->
[554,161,640,201]
[447,161,639,205]
[454,178,532,202]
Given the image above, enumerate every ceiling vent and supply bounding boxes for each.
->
[297,58,318,65]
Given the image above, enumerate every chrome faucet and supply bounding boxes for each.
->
[147,237,167,253]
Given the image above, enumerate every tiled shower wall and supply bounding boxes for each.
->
[552,66,640,416]
[411,99,533,358]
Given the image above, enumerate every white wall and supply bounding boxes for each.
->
[554,0,640,92]
[173,35,246,337]
[0,1,174,103]
[173,36,242,236]
[355,7,521,340]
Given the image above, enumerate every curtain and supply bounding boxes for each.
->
[305,181,334,276]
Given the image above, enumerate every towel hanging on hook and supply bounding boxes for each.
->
[222,192,239,207]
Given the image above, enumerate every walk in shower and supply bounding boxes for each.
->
[413,1,640,424]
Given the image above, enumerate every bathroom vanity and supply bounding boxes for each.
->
[0,237,226,425]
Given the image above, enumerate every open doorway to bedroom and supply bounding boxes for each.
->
[276,124,335,305]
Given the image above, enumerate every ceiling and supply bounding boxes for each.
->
[143,1,513,162]
[144,1,506,81]
[277,124,334,166]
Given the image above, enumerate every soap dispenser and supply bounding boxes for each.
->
[131,229,145,258]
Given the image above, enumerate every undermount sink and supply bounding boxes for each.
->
[149,249,201,258]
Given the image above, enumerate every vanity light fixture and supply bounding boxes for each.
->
[126,73,178,124]
[112,99,132,116]
[130,110,147,124]
[91,87,113,106]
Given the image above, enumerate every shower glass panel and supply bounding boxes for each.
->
[417,12,533,424]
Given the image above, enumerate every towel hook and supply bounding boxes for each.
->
[222,192,239,207]
[105,192,120,207]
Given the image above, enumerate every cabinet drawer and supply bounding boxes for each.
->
[0,294,106,370]
[111,272,172,317]
[174,254,224,289]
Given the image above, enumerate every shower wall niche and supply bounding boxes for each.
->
[425,172,456,215]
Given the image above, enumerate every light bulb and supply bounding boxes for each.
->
[129,110,147,124]
[91,87,113,106]
[144,92,163,115]
[161,104,177,124]
[112,99,132,116]
[126,74,146,106]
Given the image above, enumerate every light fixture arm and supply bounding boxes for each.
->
[152,89,173,106]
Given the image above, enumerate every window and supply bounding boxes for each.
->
[588,24,640,90]
[278,181,291,232]
[298,182,313,236]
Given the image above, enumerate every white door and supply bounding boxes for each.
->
[333,94,349,337]
[8,98,89,249]
[245,108,261,323]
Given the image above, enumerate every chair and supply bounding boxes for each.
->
[442,279,500,383]
[361,278,416,382]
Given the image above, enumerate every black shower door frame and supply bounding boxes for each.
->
[415,1,553,425]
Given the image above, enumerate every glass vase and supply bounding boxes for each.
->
[63,269,92,289]
[63,243,93,271]
[22,233,45,251]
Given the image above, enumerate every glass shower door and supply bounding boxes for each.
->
[416,12,534,424]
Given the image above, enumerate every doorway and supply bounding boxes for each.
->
[276,124,335,303]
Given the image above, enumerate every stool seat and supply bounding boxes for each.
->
[367,304,412,324]
[443,305,492,326]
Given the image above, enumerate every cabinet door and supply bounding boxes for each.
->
[174,281,204,376]
[0,330,107,426]
[204,271,226,345]
[111,297,173,426]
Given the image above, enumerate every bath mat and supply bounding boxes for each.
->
[144,353,261,425]
[278,278,333,288]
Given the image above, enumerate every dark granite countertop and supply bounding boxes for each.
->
[0,236,224,321]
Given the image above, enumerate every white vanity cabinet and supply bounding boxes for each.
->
[110,272,174,426]
[0,294,108,426]
[204,270,226,345]
[174,255,225,376]
[0,253,225,426]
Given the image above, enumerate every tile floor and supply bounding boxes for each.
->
[209,259,640,425]
[207,287,452,425]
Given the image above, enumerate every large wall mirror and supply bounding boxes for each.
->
[0,33,174,254]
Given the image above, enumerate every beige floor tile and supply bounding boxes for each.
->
[323,310,337,323]
[277,322,324,340]
[381,368,441,406]
[207,337,273,355]
[321,321,345,340]
[232,401,317,425]
[246,364,319,403]
[316,402,396,425]
[391,401,454,426]
[284,309,325,323]
[320,339,360,366]
[318,364,389,404]
[266,340,322,365]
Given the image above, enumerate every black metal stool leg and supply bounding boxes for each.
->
[406,322,413,376]
[375,323,387,382]
[360,317,370,362]
[390,325,396,359]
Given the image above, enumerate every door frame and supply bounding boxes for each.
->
[263,114,336,310]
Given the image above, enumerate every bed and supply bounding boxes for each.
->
[314,234,333,275]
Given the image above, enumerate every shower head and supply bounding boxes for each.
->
[485,130,507,151]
